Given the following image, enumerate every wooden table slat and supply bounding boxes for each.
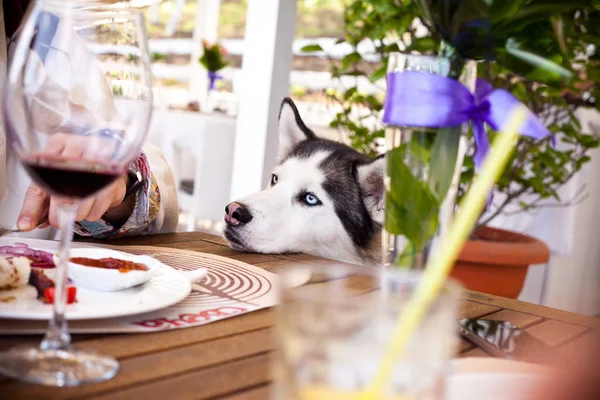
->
[216,385,271,400]
[559,329,600,354]
[72,309,272,360]
[524,319,591,347]
[464,291,600,329]
[1,329,274,399]
[458,301,500,319]
[483,309,544,328]
[85,353,271,400]
[248,259,309,273]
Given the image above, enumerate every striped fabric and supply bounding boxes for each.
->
[74,152,161,239]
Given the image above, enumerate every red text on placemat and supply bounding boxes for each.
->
[131,306,248,329]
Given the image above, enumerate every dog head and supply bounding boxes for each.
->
[223,98,384,265]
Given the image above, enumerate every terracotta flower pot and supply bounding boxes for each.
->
[450,226,550,299]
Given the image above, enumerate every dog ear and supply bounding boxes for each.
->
[278,97,316,160]
[356,156,385,224]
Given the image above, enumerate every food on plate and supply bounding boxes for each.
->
[0,243,55,268]
[70,257,149,273]
[0,255,32,289]
[43,286,77,304]
[28,267,77,304]
[67,249,160,292]
[28,268,56,297]
[0,243,78,304]
[0,256,37,302]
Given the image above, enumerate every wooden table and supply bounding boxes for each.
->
[1,232,598,399]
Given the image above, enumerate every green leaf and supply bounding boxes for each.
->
[489,0,528,23]
[503,39,573,81]
[385,146,440,251]
[151,52,166,61]
[529,177,546,194]
[429,128,461,200]
[510,1,591,22]
[343,87,357,100]
[575,155,592,169]
[396,13,414,36]
[300,44,323,53]
[407,141,431,164]
[341,52,362,70]
[393,242,417,269]
[578,134,600,148]
[550,15,567,55]
[331,65,342,78]
[410,37,437,52]
[370,64,388,82]
[345,70,366,77]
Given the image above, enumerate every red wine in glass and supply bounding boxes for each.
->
[22,155,124,198]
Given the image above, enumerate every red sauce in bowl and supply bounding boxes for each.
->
[69,257,149,273]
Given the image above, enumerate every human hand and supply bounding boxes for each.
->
[17,176,130,231]
[16,132,135,231]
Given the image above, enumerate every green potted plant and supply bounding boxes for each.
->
[302,0,600,298]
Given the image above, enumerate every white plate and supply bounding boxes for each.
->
[0,238,192,320]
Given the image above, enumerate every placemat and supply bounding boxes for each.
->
[0,244,278,334]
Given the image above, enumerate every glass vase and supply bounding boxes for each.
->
[382,53,477,269]
[204,86,216,113]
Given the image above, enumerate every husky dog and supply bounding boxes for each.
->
[223,98,385,265]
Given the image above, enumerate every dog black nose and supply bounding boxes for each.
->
[224,202,253,226]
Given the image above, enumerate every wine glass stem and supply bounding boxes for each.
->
[41,203,77,351]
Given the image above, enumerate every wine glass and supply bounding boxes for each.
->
[0,1,153,386]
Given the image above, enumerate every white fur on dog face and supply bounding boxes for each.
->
[232,151,357,262]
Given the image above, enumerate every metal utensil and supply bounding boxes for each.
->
[0,218,49,238]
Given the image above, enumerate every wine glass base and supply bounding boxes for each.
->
[0,345,119,387]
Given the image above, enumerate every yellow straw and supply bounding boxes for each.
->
[361,105,530,399]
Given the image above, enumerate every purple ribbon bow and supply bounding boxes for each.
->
[208,70,223,91]
[382,71,553,170]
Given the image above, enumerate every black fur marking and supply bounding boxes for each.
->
[283,138,371,165]
[279,97,317,141]
[287,138,380,249]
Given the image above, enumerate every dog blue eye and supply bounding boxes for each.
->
[303,193,320,206]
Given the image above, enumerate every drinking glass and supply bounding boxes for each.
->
[0,1,152,386]
[273,264,463,399]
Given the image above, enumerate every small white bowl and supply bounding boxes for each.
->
[56,247,162,292]
[446,358,557,400]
